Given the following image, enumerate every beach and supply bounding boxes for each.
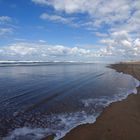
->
[44,62,140,140]
[1,0,140,139]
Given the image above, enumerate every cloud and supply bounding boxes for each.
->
[0,16,11,24]
[100,30,140,58]
[0,28,13,36]
[1,38,140,61]
[31,0,130,23]
[134,38,140,48]
[32,0,140,33]
[0,42,98,61]
[32,0,50,6]
[95,32,108,38]
[32,0,140,61]
[40,13,76,26]
[38,40,47,43]
[32,0,97,14]
[0,16,14,37]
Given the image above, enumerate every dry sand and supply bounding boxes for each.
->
[44,62,140,140]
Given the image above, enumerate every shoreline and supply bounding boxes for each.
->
[43,62,140,140]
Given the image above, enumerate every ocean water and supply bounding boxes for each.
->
[0,62,139,140]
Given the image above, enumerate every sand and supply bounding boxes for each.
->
[43,62,140,140]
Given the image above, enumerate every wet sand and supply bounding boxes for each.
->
[44,62,140,140]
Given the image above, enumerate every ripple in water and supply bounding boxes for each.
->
[0,63,139,140]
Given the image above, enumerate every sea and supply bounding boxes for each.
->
[0,62,139,140]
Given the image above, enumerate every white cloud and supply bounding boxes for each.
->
[32,0,131,24]
[0,16,11,24]
[0,16,14,37]
[0,42,98,61]
[134,38,140,48]
[32,0,50,5]
[100,30,140,58]
[100,39,115,46]
[38,40,47,43]
[32,0,140,33]
[40,13,75,26]
[0,28,13,36]
[95,32,108,38]
[121,40,132,48]
[1,39,140,61]
[111,30,130,40]
[32,0,140,61]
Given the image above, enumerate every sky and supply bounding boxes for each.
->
[0,0,140,62]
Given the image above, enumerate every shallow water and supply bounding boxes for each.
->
[0,63,139,140]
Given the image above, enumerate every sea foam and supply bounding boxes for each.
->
[3,112,97,140]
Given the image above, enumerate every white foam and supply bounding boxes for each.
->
[2,127,50,140]
[2,112,97,140]
[82,72,140,109]
[51,112,97,140]
[82,75,140,109]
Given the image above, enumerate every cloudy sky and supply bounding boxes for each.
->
[0,0,140,62]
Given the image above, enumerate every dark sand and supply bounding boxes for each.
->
[44,62,140,140]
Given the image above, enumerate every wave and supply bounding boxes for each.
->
[2,72,140,140]
[82,74,140,108]
[2,112,97,140]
